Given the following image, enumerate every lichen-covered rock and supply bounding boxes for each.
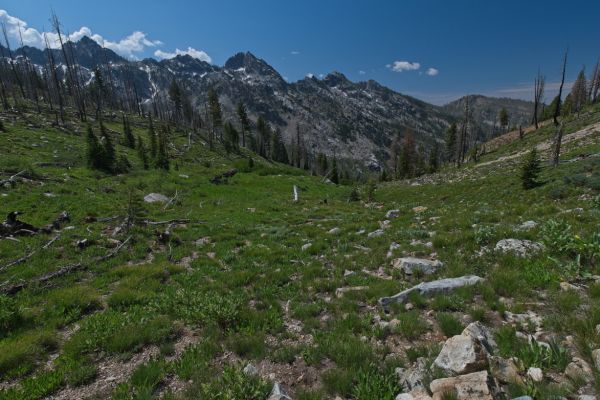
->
[527,367,543,382]
[268,382,292,400]
[462,322,496,352]
[494,239,544,256]
[143,192,170,203]
[433,334,489,375]
[430,371,497,400]
[489,356,522,384]
[392,257,443,275]
[395,357,428,390]
[565,357,593,382]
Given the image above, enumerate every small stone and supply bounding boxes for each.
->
[396,357,428,390]
[516,221,537,231]
[179,174,189,178]
[511,397,534,400]
[344,269,356,277]
[430,370,496,400]
[560,281,580,291]
[335,286,368,298]
[243,363,258,376]
[405,303,414,311]
[489,356,522,384]
[368,229,384,238]
[527,367,543,382]
[267,382,292,400]
[386,209,400,218]
[144,193,170,203]
[327,227,341,235]
[577,396,597,400]
[412,206,428,213]
[392,257,443,276]
[301,243,312,251]
[494,239,544,256]
[433,333,489,375]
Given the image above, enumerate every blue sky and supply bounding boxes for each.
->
[1,0,599,104]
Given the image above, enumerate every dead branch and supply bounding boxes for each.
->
[143,219,194,226]
[95,235,132,262]
[0,234,60,273]
[163,189,179,210]
[0,170,26,186]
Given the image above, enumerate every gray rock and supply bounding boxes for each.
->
[462,322,497,353]
[494,239,544,256]
[368,229,384,238]
[489,356,522,384]
[268,382,292,400]
[430,370,496,400]
[565,357,593,382]
[578,396,597,400]
[243,363,258,376]
[392,257,443,276]
[591,349,600,371]
[395,357,428,390]
[527,367,543,382]
[379,275,484,309]
[433,333,489,375]
[143,193,170,203]
[327,227,341,235]
[386,209,400,218]
[517,220,537,231]
[512,397,534,400]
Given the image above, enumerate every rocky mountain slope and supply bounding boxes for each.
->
[442,95,534,141]
[4,37,533,168]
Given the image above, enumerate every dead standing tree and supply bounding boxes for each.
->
[532,70,545,129]
[551,50,568,167]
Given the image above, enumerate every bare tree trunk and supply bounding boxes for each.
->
[553,49,568,126]
[1,23,26,100]
[552,123,564,167]
[532,70,545,129]
[44,32,65,123]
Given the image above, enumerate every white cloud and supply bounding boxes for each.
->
[154,47,211,63]
[426,67,439,76]
[387,60,421,72]
[306,73,314,78]
[291,50,300,55]
[0,9,161,58]
[358,70,366,75]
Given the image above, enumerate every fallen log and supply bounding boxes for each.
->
[0,234,60,273]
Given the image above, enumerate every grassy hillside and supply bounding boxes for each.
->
[0,105,599,399]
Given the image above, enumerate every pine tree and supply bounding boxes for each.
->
[208,88,222,147]
[270,129,289,163]
[237,102,250,148]
[445,123,457,162]
[100,122,116,172]
[521,148,542,189]
[123,115,136,149]
[256,115,271,158]
[86,125,103,170]
[224,121,239,154]
[148,116,157,159]
[169,79,182,119]
[137,135,149,170]
[155,127,170,170]
[499,108,509,132]
[398,131,415,178]
[570,68,587,114]
[331,157,339,184]
[428,142,439,173]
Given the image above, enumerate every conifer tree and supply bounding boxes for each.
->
[256,115,271,158]
[123,115,136,149]
[86,125,103,170]
[445,123,457,162]
[428,142,439,173]
[499,108,509,132]
[521,148,542,189]
[169,79,182,119]
[155,127,170,170]
[237,102,250,147]
[137,135,149,170]
[100,122,116,172]
[208,88,223,147]
[148,116,157,159]
[224,121,240,154]
[331,157,339,184]
[570,68,587,115]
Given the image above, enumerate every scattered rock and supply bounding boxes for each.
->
[195,237,212,247]
[379,275,484,308]
[504,311,543,330]
[526,367,543,382]
[511,397,534,400]
[144,193,170,203]
[396,388,433,400]
[489,356,522,385]
[462,322,497,352]
[392,257,443,276]
[386,209,400,218]
[433,332,489,375]
[560,281,581,291]
[494,239,544,256]
[429,370,496,400]
[301,243,312,251]
[335,286,368,298]
[267,382,292,400]
[243,363,258,376]
[343,270,355,277]
[412,206,428,213]
[178,174,189,179]
[565,357,593,382]
[396,357,428,390]
[327,227,341,235]
[367,229,384,238]
[592,348,600,370]
[516,220,537,231]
